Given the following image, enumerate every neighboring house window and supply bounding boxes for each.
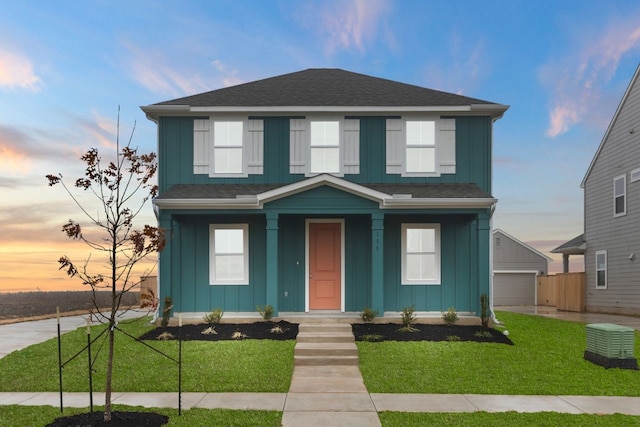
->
[213,121,243,174]
[631,167,640,183]
[401,223,441,285]
[614,175,626,217]
[310,121,340,173]
[193,118,264,177]
[209,224,249,285]
[386,117,456,177]
[595,250,607,289]
[406,121,436,173]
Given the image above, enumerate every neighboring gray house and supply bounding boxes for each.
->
[580,64,640,316]
[492,229,551,306]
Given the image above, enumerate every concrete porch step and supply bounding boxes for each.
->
[294,355,359,366]
[299,323,353,333]
[296,332,355,343]
[295,342,358,357]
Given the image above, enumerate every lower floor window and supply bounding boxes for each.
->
[595,250,607,289]
[401,223,441,285]
[210,224,249,285]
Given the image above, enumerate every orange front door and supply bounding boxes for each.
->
[309,222,341,310]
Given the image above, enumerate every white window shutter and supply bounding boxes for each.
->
[245,119,264,175]
[343,119,360,174]
[439,118,456,174]
[193,119,210,174]
[290,119,306,174]
[386,118,403,174]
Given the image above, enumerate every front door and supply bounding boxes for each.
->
[309,222,342,310]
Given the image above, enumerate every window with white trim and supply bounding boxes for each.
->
[401,223,441,285]
[595,250,607,289]
[614,175,626,217]
[310,121,340,173]
[631,167,640,183]
[209,224,249,285]
[406,121,436,173]
[213,121,243,174]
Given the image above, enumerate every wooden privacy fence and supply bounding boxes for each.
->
[537,272,585,312]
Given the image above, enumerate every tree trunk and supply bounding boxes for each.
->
[104,317,115,422]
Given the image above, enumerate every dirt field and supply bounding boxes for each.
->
[0,291,140,324]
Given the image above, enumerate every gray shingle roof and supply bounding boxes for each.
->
[551,234,586,255]
[154,68,498,108]
[155,183,492,200]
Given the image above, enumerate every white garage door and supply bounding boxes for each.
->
[494,272,536,306]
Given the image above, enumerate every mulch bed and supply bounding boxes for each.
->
[139,320,299,341]
[352,323,513,344]
[46,411,168,427]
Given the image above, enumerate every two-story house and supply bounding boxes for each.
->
[141,68,508,319]
[579,64,640,316]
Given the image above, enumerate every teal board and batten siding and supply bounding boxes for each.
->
[157,116,493,191]
[383,215,483,313]
[165,215,268,313]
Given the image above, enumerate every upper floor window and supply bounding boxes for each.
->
[213,121,243,174]
[401,223,441,285]
[310,121,340,173]
[210,224,249,285]
[405,121,436,173]
[631,167,640,183]
[386,117,456,177]
[595,250,607,289]
[614,175,626,217]
[193,118,264,177]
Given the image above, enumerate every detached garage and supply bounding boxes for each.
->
[493,229,552,306]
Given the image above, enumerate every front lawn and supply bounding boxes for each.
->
[0,317,295,393]
[358,311,640,395]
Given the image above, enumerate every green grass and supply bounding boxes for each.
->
[0,405,281,427]
[0,317,295,393]
[379,411,640,426]
[358,311,640,395]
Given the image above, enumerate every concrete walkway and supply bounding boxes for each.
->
[1,308,640,424]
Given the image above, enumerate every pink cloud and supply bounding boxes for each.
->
[542,16,640,137]
[0,47,42,91]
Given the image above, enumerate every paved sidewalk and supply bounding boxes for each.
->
[499,305,640,331]
[2,391,640,416]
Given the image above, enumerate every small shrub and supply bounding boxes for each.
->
[474,330,493,338]
[480,293,490,328]
[157,331,174,340]
[442,307,458,325]
[161,296,173,327]
[360,334,385,342]
[231,330,247,340]
[446,335,460,342]
[270,325,284,334]
[398,305,418,332]
[360,306,379,322]
[257,304,274,321]
[201,326,217,335]
[203,308,223,325]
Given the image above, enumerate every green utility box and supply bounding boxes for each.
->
[584,323,637,369]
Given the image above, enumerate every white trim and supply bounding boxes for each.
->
[142,104,510,121]
[492,229,553,261]
[401,223,441,285]
[631,167,640,183]
[582,64,640,188]
[153,174,498,210]
[493,270,539,305]
[595,250,607,289]
[209,224,249,285]
[613,174,627,217]
[305,219,345,312]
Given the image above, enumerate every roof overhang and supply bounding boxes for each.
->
[153,174,497,211]
[141,104,509,122]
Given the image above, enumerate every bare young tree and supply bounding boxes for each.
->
[46,111,164,422]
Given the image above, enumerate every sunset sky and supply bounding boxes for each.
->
[2,0,640,291]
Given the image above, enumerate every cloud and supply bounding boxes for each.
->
[295,0,391,56]
[0,47,42,91]
[541,16,640,137]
